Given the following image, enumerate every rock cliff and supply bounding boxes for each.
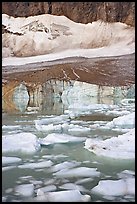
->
[2,2,135,26]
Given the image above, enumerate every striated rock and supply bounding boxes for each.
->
[2,2,135,26]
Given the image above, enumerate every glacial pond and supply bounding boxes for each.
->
[2,79,135,202]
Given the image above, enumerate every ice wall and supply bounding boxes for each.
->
[2,14,135,58]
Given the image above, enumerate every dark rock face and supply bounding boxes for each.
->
[2,2,135,26]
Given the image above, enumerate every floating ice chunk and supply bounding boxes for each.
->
[2,132,40,154]
[39,133,86,145]
[15,184,34,197]
[5,188,13,193]
[106,110,130,117]
[91,178,135,196]
[53,166,100,178]
[18,160,53,169]
[42,154,68,160]
[68,124,91,134]
[68,103,117,112]
[36,185,57,193]
[64,104,119,118]
[84,128,135,159]
[59,183,88,192]
[2,156,22,165]
[125,178,135,195]
[35,115,70,132]
[51,161,81,172]
[2,166,16,171]
[75,178,93,185]
[2,197,7,202]
[105,112,135,129]
[43,178,55,185]
[35,114,69,126]
[36,189,91,202]
[117,170,135,179]
[2,125,21,130]
[35,122,62,133]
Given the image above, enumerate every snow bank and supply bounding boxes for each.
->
[84,128,135,159]
[2,13,134,62]
[2,132,40,154]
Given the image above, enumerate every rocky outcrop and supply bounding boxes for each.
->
[2,2,135,26]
